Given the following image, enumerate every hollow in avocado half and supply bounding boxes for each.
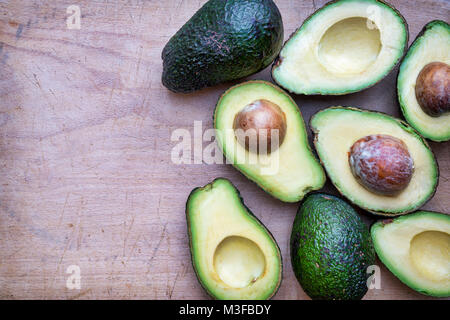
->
[310,107,438,216]
[397,20,450,142]
[272,0,408,95]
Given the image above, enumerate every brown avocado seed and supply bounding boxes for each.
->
[233,99,286,153]
[348,134,414,196]
[415,62,450,117]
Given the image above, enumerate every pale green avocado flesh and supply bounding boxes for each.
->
[371,211,450,297]
[214,80,325,202]
[397,20,450,142]
[186,178,282,300]
[310,107,438,215]
[272,0,407,95]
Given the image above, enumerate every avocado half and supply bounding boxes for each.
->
[291,193,375,300]
[186,178,282,300]
[272,0,408,95]
[214,80,325,202]
[397,20,450,142]
[161,0,283,93]
[371,211,450,297]
[310,107,438,215]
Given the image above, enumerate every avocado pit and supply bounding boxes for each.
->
[415,62,450,117]
[348,134,414,196]
[233,99,286,153]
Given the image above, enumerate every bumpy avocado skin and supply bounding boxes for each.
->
[290,193,376,300]
[162,0,283,93]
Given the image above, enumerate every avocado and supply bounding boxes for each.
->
[214,80,325,202]
[186,178,282,300]
[371,211,450,297]
[310,107,438,215]
[161,0,283,93]
[397,20,450,142]
[290,193,375,300]
[272,0,408,95]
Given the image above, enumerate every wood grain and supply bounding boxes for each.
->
[0,0,448,300]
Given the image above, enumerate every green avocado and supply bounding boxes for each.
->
[162,0,283,93]
[371,211,450,297]
[272,0,408,95]
[214,80,325,202]
[186,178,282,300]
[310,107,438,215]
[290,193,375,300]
[397,20,450,142]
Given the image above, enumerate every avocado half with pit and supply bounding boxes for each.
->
[372,211,450,297]
[214,80,325,202]
[397,20,450,142]
[186,178,282,300]
[310,107,438,215]
[272,0,408,95]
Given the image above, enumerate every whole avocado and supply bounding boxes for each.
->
[290,193,376,300]
[161,0,283,93]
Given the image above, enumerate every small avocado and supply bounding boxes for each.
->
[397,20,450,142]
[310,107,438,215]
[290,193,375,300]
[161,0,283,93]
[186,178,282,300]
[214,80,325,203]
[272,0,408,95]
[371,211,450,297]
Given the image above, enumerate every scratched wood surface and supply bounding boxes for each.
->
[0,0,448,300]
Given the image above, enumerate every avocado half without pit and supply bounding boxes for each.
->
[310,107,438,215]
[397,20,450,141]
[371,211,450,297]
[214,80,325,202]
[272,0,408,95]
[186,178,282,300]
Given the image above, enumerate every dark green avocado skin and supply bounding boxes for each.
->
[290,193,376,300]
[161,0,283,93]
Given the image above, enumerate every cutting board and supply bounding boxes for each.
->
[0,0,448,300]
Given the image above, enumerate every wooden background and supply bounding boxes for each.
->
[0,0,448,300]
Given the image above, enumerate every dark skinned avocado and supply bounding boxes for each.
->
[290,193,375,300]
[162,0,283,93]
[186,178,282,300]
[272,0,408,95]
[372,211,450,297]
[397,20,450,142]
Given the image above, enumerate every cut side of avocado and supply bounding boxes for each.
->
[371,211,450,297]
[310,107,438,215]
[397,20,450,142]
[214,81,325,202]
[272,0,408,95]
[186,178,282,300]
